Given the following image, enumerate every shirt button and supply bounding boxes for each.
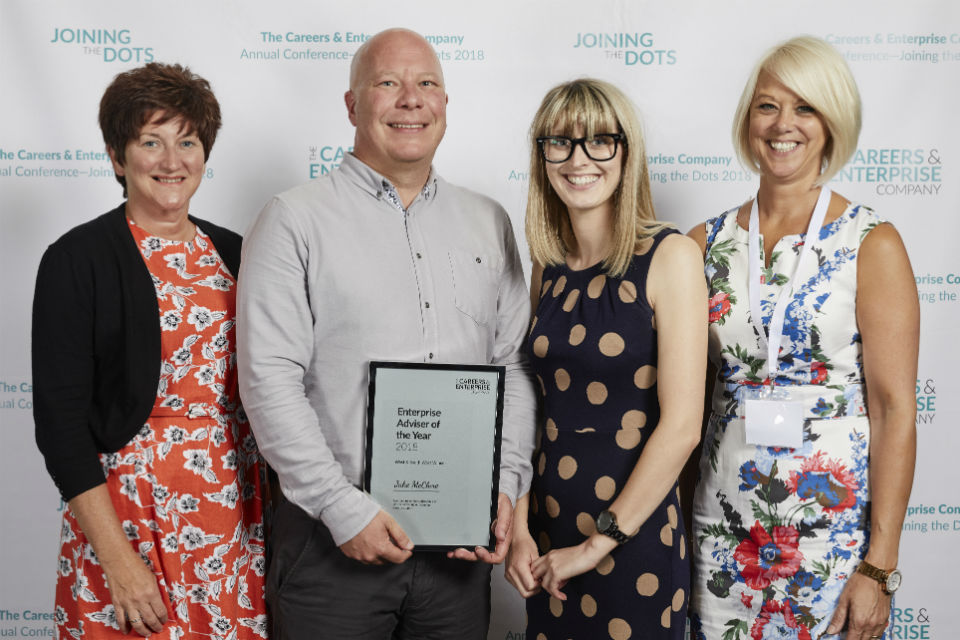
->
[425,302,431,309]
[416,252,422,259]
[475,257,481,264]
[428,353,434,359]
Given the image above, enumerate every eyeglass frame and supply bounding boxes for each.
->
[535,133,627,163]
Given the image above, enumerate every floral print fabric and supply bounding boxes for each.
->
[690,203,891,640]
[54,220,267,639]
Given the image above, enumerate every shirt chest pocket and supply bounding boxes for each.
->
[447,250,500,326]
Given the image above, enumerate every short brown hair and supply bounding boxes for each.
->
[99,62,221,192]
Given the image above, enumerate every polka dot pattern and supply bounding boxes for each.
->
[608,618,632,640]
[636,573,659,596]
[581,594,597,617]
[558,455,578,480]
[615,428,642,450]
[569,323,586,346]
[660,524,673,546]
[523,230,688,638]
[595,554,615,575]
[586,381,608,405]
[598,332,625,357]
[594,476,616,500]
[618,280,638,303]
[552,275,567,298]
[538,531,551,553]
[549,596,563,617]
[671,588,685,612]
[533,335,549,358]
[545,495,560,518]
[620,410,646,430]
[587,274,607,298]
[660,606,671,629]
[576,512,596,536]
[634,365,657,389]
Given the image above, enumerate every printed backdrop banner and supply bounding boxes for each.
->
[1,1,956,638]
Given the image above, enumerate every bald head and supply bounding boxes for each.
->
[349,28,443,91]
[343,27,448,191]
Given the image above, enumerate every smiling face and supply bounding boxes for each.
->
[544,126,624,218]
[345,30,447,180]
[109,112,205,222]
[749,72,828,187]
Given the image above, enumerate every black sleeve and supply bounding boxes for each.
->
[32,243,106,501]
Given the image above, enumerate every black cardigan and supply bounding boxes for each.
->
[32,204,242,502]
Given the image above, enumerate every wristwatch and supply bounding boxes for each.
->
[856,560,902,595]
[596,510,634,545]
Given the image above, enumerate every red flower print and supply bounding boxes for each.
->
[709,292,732,324]
[734,521,803,590]
[787,451,859,513]
[750,599,812,640]
[741,592,753,609]
[810,360,827,385]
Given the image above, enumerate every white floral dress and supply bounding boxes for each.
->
[689,203,892,640]
[54,220,267,639]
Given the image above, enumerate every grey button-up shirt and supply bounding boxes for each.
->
[237,154,536,545]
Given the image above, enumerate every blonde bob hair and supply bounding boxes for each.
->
[525,78,670,278]
[733,36,861,185]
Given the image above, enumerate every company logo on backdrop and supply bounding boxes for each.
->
[506,151,751,186]
[49,27,154,63]
[826,31,960,64]
[915,377,937,424]
[0,147,214,182]
[902,501,960,535]
[241,31,484,65]
[646,152,748,185]
[915,272,959,306]
[833,147,943,197]
[892,605,933,639]
[572,31,677,67]
[0,380,32,411]
[308,144,353,179]
[0,608,55,637]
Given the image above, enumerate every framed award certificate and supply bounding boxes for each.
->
[364,361,505,551]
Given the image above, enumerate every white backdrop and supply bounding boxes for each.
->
[1,2,957,638]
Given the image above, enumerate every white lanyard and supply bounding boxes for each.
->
[747,187,831,385]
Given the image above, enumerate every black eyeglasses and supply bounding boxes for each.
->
[536,133,626,163]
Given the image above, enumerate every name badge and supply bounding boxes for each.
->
[744,387,804,449]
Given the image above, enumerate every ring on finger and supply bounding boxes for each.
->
[129,617,141,624]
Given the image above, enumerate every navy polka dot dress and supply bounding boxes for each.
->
[525,229,689,640]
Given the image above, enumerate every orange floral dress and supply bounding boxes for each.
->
[54,220,267,639]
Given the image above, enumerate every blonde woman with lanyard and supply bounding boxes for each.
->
[687,37,918,640]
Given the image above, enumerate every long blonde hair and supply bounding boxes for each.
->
[525,78,670,278]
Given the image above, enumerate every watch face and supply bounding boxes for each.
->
[886,570,902,593]
[596,510,614,533]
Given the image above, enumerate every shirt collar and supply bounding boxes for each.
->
[340,153,438,213]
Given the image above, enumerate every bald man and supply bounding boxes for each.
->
[237,28,536,638]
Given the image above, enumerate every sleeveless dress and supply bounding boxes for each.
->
[689,202,891,640]
[525,229,689,640]
[54,220,268,639]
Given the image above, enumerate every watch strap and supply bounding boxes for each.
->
[597,510,633,545]
[856,560,897,594]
